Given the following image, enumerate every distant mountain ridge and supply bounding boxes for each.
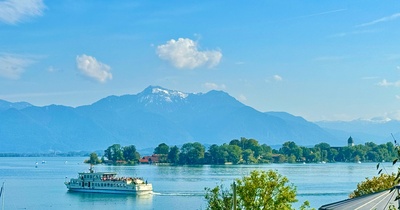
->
[0,99,32,111]
[1,85,395,153]
[316,119,400,144]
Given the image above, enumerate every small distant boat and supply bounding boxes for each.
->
[64,165,152,195]
[358,161,361,164]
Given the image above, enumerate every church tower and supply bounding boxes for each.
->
[347,136,354,147]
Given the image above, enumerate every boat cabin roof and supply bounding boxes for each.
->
[78,172,117,176]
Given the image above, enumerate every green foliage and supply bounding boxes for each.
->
[164,137,399,165]
[104,144,124,162]
[153,143,169,163]
[168,145,180,164]
[225,144,242,164]
[205,170,314,210]
[101,138,398,166]
[84,152,101,165]
[236,170,297,210]
[277,140,397,163]
[204,184,233,210]
[179,142,205,164]
[123,145,140,163]
[349,173,397,198]
[154,143,169,155]
[353,136,400,201]
[103,144,140,164]
[242,149,256,164]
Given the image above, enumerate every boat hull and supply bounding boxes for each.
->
[66,187,152,195]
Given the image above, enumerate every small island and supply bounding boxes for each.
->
[86,136,397,165]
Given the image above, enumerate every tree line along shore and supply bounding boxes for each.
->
[85,136,398,165]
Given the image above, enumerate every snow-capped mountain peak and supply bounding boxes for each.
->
[138,86,189,104]
[151,87,188,100]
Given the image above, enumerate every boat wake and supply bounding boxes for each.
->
[151,191,204,197]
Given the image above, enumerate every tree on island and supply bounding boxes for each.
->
[168,145,180,164]
[154,143,169,163]
[123,145,140,164]
[84,152,102,165]
[104,144,124,162]
[179,142,205,164]
[103,144,140,164]
[154,143,169,154]
[205,170,314,210]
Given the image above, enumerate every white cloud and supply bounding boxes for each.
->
[202,82,226,90]
[0,54,35,79]
[76,54,112,83]
[156,38,222,69]
[238,94,247,102]
[369,116,392,122]
[377,79,400,87]
[0,0,45,24]
[273,75,283,82]
[381,111,400,121]
[265,74,283,83]
[357,13,400,27]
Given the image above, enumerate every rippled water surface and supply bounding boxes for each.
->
[0,157,397,209]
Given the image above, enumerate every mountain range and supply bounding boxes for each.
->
[0,86,398,153]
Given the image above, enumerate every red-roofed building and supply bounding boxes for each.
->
[139,155,160,164]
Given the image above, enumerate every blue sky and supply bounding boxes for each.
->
[1,0,400,122]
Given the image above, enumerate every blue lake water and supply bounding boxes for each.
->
[0,157,397,209]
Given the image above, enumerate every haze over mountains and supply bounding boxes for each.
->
[0,86,398,153]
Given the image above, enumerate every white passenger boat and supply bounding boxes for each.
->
[64,165,152,195]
